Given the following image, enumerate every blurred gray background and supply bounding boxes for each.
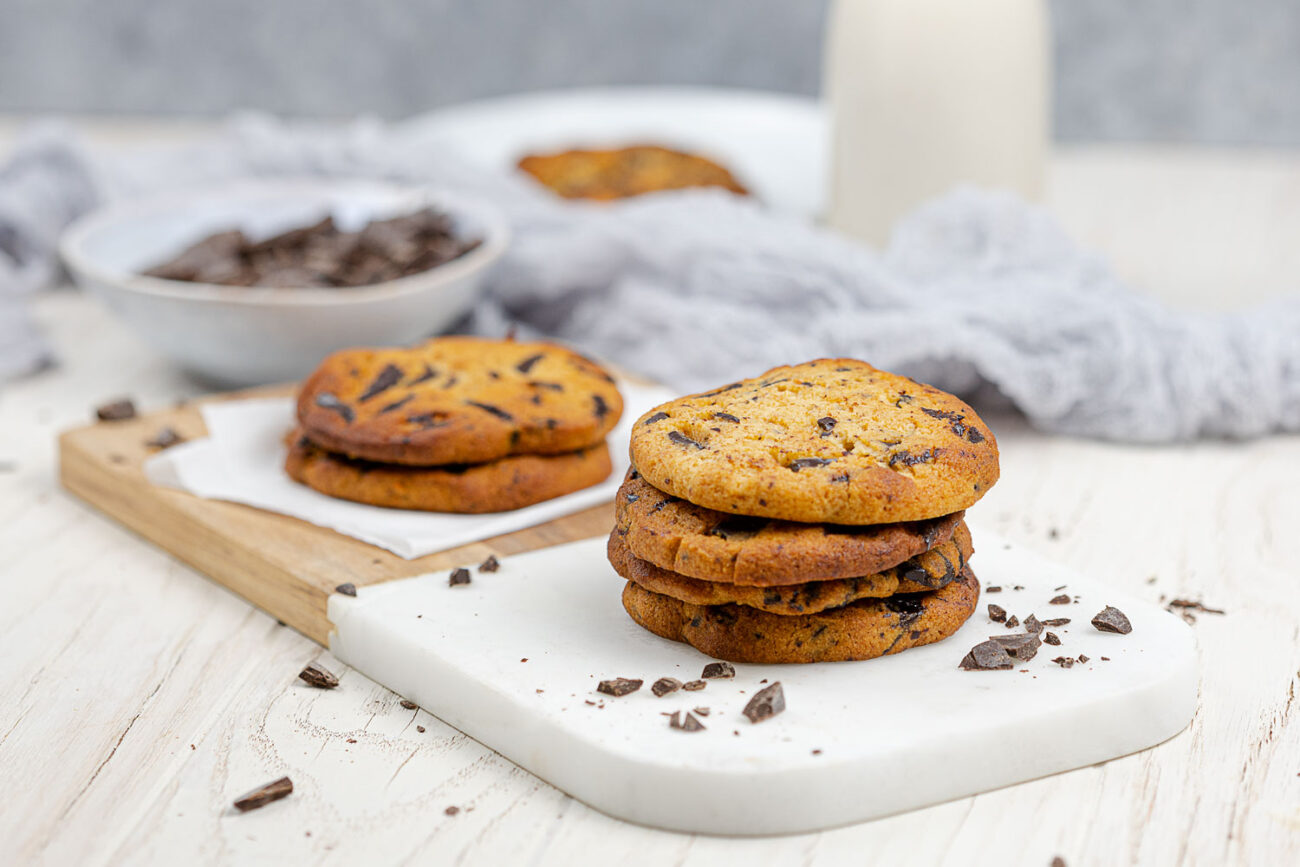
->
[1,0,1297,145]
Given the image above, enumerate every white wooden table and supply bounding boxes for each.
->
[2,131,1299,865]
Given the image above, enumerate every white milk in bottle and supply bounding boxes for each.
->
[824,0,1050,246]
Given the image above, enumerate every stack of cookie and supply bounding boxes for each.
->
[287,336,624,513]
[608,359,999,664]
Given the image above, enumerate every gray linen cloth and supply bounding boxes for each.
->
[1,116,1297,441]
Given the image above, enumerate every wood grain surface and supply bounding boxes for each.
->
[57,389,615,645]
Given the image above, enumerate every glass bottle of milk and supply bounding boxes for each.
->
[824,0,1050,246]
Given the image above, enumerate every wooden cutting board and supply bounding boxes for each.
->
[56,386,614,645]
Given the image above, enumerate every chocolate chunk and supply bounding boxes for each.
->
[399,699,418,710]
[788,457,833,471]
[516,353,545,373]
[409,364,437,385]
[378,395,414,414]
[742,681,786,723]
[625,492,639,503]
[596,677,642,697]
[987,633,1041,660]
[1041,617,1070,627]
[406,411,449,430]
[314,393,354,423]
[358,364,404,402]
[593,394,610,418]
[335,582,357,597]
[1166,598,1226,615]
[669,711,706,732]
[643,411,669,425]
[478,555,500,573]
[1024,614,1043,634]
[682,680,706,691]
[1049,594,1072,605]
[701,661,735,679]
[699,382,744,397]
[651,677,682,697]
[1091,606,1132,634]
[1044,631,1061,646]
[95,399,137,421]
[966,427,986,443]
[667,431,706,450]
[448,567,472,586]
[233,776,293,812]
[960,640,1015,670]
[887,447,936,468]
[986,585,1003,593]
[298,662,339,689]
[145,427,184,450]
[1077,654,1090,663]
[988,604,1007,623]
[714,412,741,423]
[416,725,426,732]
[1005,615,1020,628]
[830,473,850,483]
[444,805,460,816]
[693,707,711,716]
[1052,656,1076,668]
[465,401,513,421]
[816,416,837,435]
[709,514,767,541]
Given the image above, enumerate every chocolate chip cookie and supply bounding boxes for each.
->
[622,567,980,664]
[517,145,749,201]
[628,359,999,524]
[615,471,964,585]
[297,336,623,466]
[285,432,611,513]
[608,525,971,615]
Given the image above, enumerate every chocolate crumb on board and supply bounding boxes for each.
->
[1042,617,1070,627]
[233,776,293,812]
[596,677,643,697]
[701,661,736,679]
[1052,656,1076,668]
[1044,632,1061,646]
[478,555,501,573]
[1051,857,1067,867]
[448,567,472,587]
[1049,594,1071,605]
[95,399,137,421]
[986,585,1002,593]
[669,711,706,732]
[298,662,339,689]
[682,680,707,691]
[988,603,1007,623]
[1166,598,1225,616]
[1091,606,1133,634]
[693,707,711,716]
[1078,654,1090,663]
[1024,614,1043,634]
[651,677,683,697]
[960,640,1015,670]
[445,806,461,816]
[1005,615,1020,628]
[743,682,786,723]
[335,582,357,597]
[988,633,1041,660]
[145,427,185,450]
[417,725,426,733]
[399,699,417,710]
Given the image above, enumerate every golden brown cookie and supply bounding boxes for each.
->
[628,359,999,524]
[615,471,963,585]
[297,336,623,466]
[516,145,749,201]
[284,432,611,513]
[622,567,980,664]
[608,525,972,615]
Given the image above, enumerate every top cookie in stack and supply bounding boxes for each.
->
[609,359,999,664]
[287,336,624,513]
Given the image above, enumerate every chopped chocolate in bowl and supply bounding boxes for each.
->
[143,208,481,288]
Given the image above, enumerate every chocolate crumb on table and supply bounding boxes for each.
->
[95,399,137,421]
[1091,605,1133,634]
[297,662,339,689]
[960,640,1015,670]
[988,633,1041,660]
[743,682,785,723]
[399,699,417,710]
[478,555,501,573]
[232,776,293,812]
[988,603,1007,623]
[145,427,185,450]
[669,711,706,732]
[1052,657,1076,668]
[651,677,683,697]
[1041,617,1070,627]
[445,806,460,816]
[986,585,1002,593]
[596,678,642,697]
[1024,614,1043,634]
[701,661,735,679]
[1049,594,1071,605]
[682,680,707,692]
[334,582,357,597]
[448,567,472,587]
[1005,615,1020,628]
[416,725,426,733]
[1044,632,1062,646]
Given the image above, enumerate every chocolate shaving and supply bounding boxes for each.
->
[448,567,472,586]
[742,682,785,723]
[1091,606,1132,634]
[596,677,642,697]
[358,364,404,402]
[669,711,706,732]
[335,582,357,597]
[233,776,293,812]
[95,399,137,421]
[297,662,339,689]
[1041,617,1070,627]
[1166,599,1225,616]
[651,677,682,697]
[701,661,736,679]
